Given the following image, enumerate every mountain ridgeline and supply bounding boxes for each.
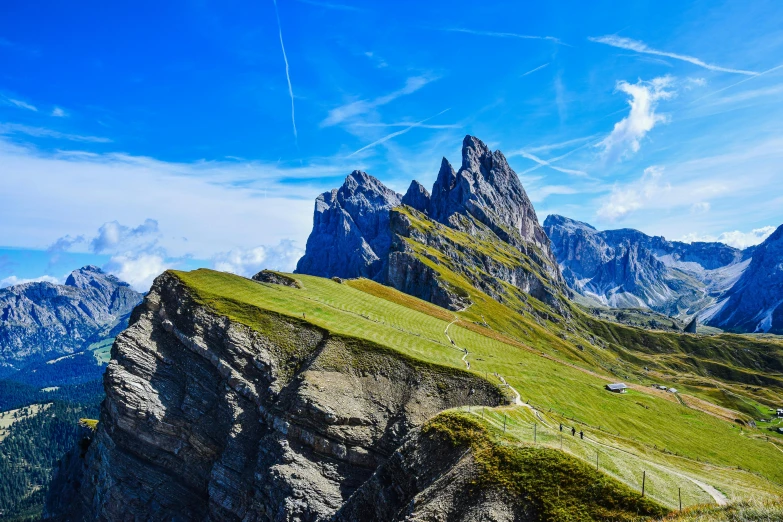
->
[296,135,569,313]
[543,215,783,334]
[0,266,143,376]
[43,136,783,521]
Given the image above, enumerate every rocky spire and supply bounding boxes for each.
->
[401,180,431,213]
[430,135,555,258]
[295,171,401,281]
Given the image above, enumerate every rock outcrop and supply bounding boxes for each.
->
[295,171,401,281]
[704,224,783,333]
[296,136,568,312]
[0,266,142,374]
[46,271,502,521]
[543,215,752,316]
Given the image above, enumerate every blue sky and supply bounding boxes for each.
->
[1,0,782,290]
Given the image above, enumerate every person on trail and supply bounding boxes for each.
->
[571,427,576,436]
[559,424,563,432]
[580,431,583,439]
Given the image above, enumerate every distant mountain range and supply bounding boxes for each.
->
[544,215,783,334]
[0,266,142,377]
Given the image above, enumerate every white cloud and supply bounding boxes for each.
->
[51,107,67,117]
[0,274,62,288]
[597,166,671,220]
[212,240,304,277]
[680,226,776,249]
[598,76,674,163]
[1,95,38,112]
[321,76,436,127]
[0,137,328,259]
[690,201,711,214]
[684,77,706,90]
[588,36,757,75]
[104,253,168,292]
[0,123,111,143]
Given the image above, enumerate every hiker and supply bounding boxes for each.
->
[559,424,563,432]
[571,427,576,436]
[580,431,583,439]
[303,313,306,319]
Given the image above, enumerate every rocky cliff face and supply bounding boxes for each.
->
[543,215,751,316]
[0,266,142,374]
[295,171,402,281]
[704,224,783,333]
[47,272,502,521]
[296,136,568,312]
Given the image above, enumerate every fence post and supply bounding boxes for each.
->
[678,487,682,512]
[534,423,537,443]
[642,471,646,497]
[503,414,506,433]
[596,451,599,470]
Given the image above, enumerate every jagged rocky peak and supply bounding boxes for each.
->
[543,214,755,316]
[401,179,430,213]
[0,266,143,370]
[430,135,553,255]
[705,223,783,333]
[295,170,401,281]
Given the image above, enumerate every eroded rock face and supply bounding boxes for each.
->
[543,214,752,315]
[47,272,501,521]
[295,171,402,281]
[334,426,529,522]
[0,266,142,372]
[295,135,569,312]
[706,224,783,333]
[430,136,555,260]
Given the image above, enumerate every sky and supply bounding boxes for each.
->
[1,0,782,291]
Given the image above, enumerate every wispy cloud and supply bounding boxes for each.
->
[598,76,674,163]
[521,63,549,76]
[0,123,112,143]
[690,63,783,104]
[0,274,61,288]
[443,28,565,45]
[1,94,38,112]
[348,108,450,157]
[271,0,297,144]
[597,166,671,221]
[51,107,67,117]
[525,135,596,153]
[680,226,776,249]
[519,138,600,176]
[293,0,364,11]
[322,76,436,127]
[588,35,757,75]
[511,150,588,176]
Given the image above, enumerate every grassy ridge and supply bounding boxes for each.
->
[423,411,669,521]
[172,269,783,502]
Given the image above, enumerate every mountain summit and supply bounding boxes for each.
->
[543,215,751,316]
[296,135,567,311]
[703,223,783,333]
[0,266,142,373]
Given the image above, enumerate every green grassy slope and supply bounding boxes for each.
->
[393,207,783,419]
[172,269,783,506]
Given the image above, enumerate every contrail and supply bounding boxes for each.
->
[689,62,783,105]
[521,63,549,77]
[272,0,297,144]
[348,108,450,157]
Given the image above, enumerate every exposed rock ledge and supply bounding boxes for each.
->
[46,271,502,521]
